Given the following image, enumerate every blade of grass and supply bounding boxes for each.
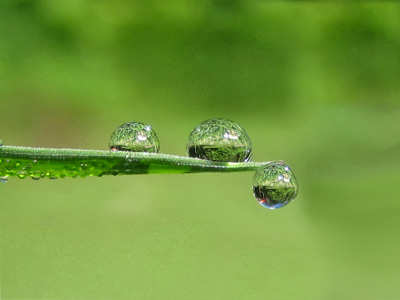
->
[0,145,283,180]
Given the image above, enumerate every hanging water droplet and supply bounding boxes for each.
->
[0,176,8,183]
[187,118,252,162]
[252,163,298,209]
[109,122,160,153]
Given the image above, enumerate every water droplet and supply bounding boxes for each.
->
[17,172,27,179]
[0,139,3,146]
[187,118,252,162]
[0,176,8,183]
[252,163,298,209]
[46,172,58,180]
[109,122,160,153]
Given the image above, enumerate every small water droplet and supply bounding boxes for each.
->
[109,122,160,153]
[0,176,8,183]
[17,172,27,179]
[187,118,252,162]
[252,163,298,209]
[0,139,3,146]
[46,172,58,180]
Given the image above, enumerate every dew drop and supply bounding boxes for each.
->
[187,118,252,162]
[46,172,58,180]
[0,176,8,183]
[17,172,27,179]
[109,122,160,153]
[252,163,298,209]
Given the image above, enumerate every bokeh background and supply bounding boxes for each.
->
[1,1,400,299]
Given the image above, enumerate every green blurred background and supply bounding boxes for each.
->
[1,1,400,299]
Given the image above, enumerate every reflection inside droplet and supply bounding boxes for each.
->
[186,118,252,162]
[252,163,298,209]
[109,122,160,153]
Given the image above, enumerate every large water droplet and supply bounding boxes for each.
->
[187,118,252,162]
[109,122,160,153]
[252,163,298,209]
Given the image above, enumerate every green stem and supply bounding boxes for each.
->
[0,145,283,180]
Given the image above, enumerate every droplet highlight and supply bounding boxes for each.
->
[252,163,298,209]
[187,118,252,162]
[109,122,160,153]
